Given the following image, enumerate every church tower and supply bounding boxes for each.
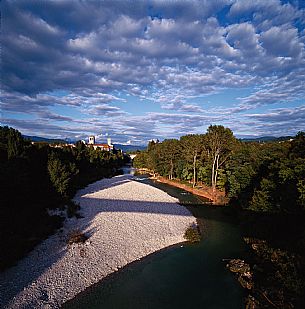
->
[88,136,95,144]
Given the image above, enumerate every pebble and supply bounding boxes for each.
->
[0,174,194,309]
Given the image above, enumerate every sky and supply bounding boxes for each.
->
[1,0,305,145]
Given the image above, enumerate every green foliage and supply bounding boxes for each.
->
[138,125,237,190]
[197,165,210,184]
[184,225,201,243]
[180,134,205,186]
[297,179,305,209]
[138,127,304,215]
[225,142,258,199]
[249,178,276,212]
[216,168,226,189]
[290,131,305,158]
[225,135,305,214]
[133,151,149,169]
[47,152,78,196]
[181,164,193,181]
[205,125,237,189]
[159,139,181,179]
[0,126,28,160]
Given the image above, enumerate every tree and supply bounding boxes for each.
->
[0,126,26,159]
[146,140,160,176]
[205,125,237,191]
[47,152,78,196]
[290,131,305,158]
[133,151,148,169]
[249,178,276,212]
[180,134,205,187]
[158,139,181,180]
[225,142,259,199]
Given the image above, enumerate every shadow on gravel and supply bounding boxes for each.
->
[77,198,193,217]
[1,173,242,309]
[0,174,195,308]
[76,175,134,196]
[0,236,68,308]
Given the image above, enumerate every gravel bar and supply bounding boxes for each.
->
[0,174,195,309]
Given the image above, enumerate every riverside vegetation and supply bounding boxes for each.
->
[134,125,305,308]
[0,126,128,271]
[184,224,201,243]
[1,125,304,307]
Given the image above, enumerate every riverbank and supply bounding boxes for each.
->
[152,176,227,205]
[0,173,195,309]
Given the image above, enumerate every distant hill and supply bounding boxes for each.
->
[23,135,68,144]
[24,134,294,148]
[240,136,293,142]
[114,144,146,152]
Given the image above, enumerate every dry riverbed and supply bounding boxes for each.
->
[0,174,195,309]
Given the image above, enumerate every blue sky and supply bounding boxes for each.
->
[1,0,305,144]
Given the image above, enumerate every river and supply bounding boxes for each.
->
[63,171,246,309]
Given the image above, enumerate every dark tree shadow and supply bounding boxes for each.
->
[0,175,195,308]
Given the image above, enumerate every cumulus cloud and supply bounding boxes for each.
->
[246,105,305,123]
[241,105,305,136]
[226,22,261,58]
[87,104,127,117]
[260,26,303,58]
[1,0,304,142]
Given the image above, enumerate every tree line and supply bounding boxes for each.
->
[0,126,128,270]
[134,125,305,214]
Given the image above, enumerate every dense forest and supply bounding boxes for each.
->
[134,125,305,307]
[134,125,304,213]
[0,126,128,270]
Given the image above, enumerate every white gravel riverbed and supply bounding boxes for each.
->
[0,173,195,309]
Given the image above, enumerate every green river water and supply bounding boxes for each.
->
[63,175,246,309]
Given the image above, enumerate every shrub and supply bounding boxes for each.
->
[66,200,81,218]
[184,224,201,243]
[67,230,88,245]
[47,152,78,197]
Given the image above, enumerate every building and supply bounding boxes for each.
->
[87,135,114,151]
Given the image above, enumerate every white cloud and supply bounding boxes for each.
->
[2,0,304,142]
[260,26,303,58]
